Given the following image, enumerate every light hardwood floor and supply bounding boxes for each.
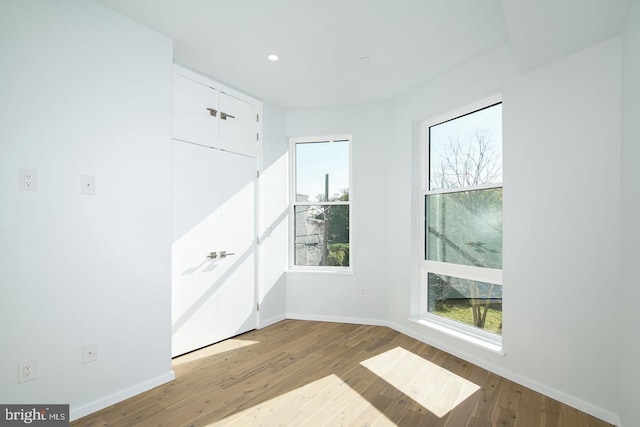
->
[72,320,613,427]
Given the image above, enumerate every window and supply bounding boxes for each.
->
[290,135,351,270]
[420,98,503,345]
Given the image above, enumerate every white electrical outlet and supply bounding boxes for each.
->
[18,359,36,383]
[360,288,367,297]
[82,343,97,364]
[19,169,38,191]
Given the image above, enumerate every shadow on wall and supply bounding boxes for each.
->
[260,272,286,326]
[173,207,289,337]
[172,241,254,336]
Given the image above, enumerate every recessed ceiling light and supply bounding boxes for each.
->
[267,54,279,61]
[360,56,371,62]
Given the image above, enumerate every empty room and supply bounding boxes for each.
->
[1,0,639,426]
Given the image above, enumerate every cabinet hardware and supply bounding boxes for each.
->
[220,112,236,120]
[220,250,235,258]
[206,108,218,117]
[207,251,218,259]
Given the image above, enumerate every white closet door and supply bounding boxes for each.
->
[219,92,258,156]
[215,150,257,340]
[173,73,219,148]
[171,140,221,356]
[171,140,257,357]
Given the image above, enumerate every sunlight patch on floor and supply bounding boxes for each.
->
[206,374,395,426]
[172,339,259,366]
[360,346,480,417]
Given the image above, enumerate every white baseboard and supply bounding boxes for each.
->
[70,370,175,422]
[259,314,286,328]
[286,312,386,327]
[385,319,619,426]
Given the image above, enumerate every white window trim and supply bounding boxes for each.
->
[417,95,504,349]
[289,134,353,272]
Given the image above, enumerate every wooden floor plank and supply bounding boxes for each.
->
[494,406,517,427]
[514,386,542,427]
[71,320,614,427]
[472,372,503,422]
[443,394,481,427]
[541,396,563,427]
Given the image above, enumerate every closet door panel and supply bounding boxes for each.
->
[219,92,257,156]
[215,150,257,340]
[171,140,222,357]
[173,73,219,147]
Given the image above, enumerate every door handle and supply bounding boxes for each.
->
[206,108,218,117]
[220,112,235,120]
[220,251,235,258]
[207,251,218,259]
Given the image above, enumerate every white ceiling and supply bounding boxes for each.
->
[502,0,633,73]
[92,0,633,109]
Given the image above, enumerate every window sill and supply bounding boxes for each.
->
[409,316,504,355]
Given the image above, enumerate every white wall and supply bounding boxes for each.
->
[620,2,640,426]
[285,103,391,323]
[502,37,620,418]
[0,0,174,420]
[259,102,289,326]
[386,39,622,422]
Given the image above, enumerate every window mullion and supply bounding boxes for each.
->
[426,182,503,195]
[423,261,503,286]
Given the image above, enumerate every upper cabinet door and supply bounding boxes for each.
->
[172,65,260,158]
[219,92,258,156]
[173,73,219,148]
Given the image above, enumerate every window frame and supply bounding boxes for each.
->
[418,95,503,348]
[289,135,353,272]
